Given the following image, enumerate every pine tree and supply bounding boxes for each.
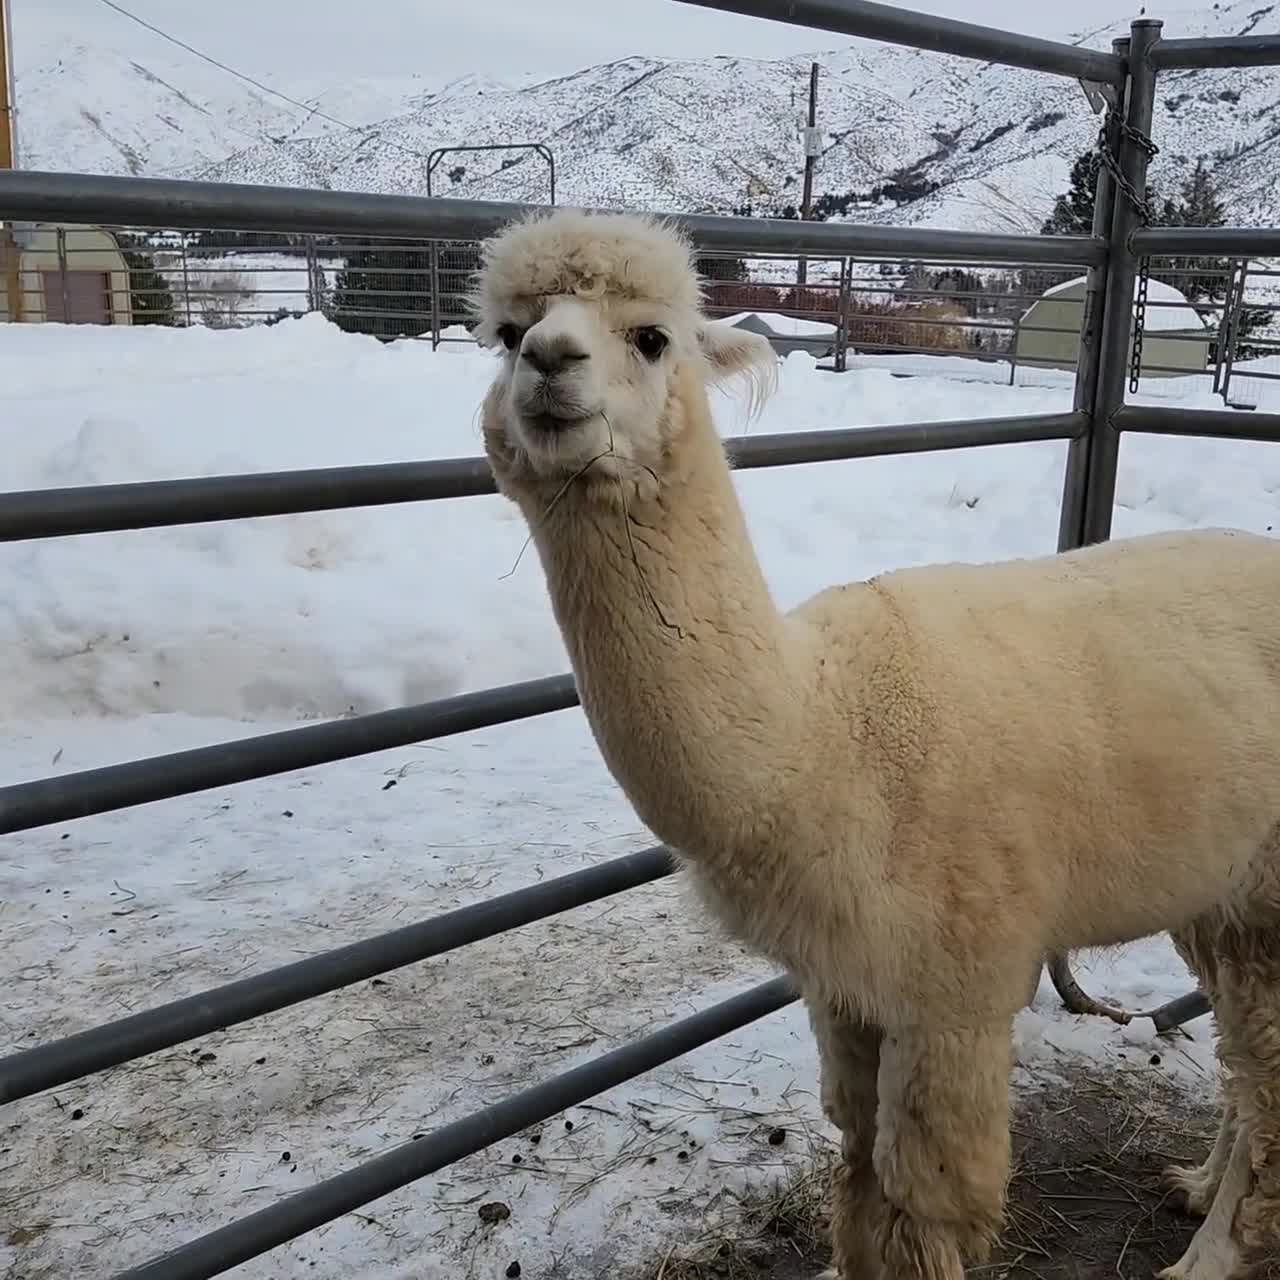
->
[115,234,175,326]
[329,239,479,339]
[330,237,433,339]
[1155,159,1228,305]
[1039,152,1104,237]
[1153,159,1267,359]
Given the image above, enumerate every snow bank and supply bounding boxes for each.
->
[1,316,1045,723]
[5,314,1278,726]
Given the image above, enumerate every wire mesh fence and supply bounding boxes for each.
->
[7,224,1276,399]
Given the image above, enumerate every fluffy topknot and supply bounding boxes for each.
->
[470,207,705,338]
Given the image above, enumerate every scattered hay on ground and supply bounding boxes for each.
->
[638,1056,1219,1280]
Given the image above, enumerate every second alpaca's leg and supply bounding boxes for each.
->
[1165,1095,1240,1218]
[1214,923,1280,1278]
[872,1022,1012,1280]
[1161,896,1280,1279]
[809,1001,883,1279]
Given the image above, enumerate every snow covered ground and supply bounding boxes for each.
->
[2,316,1277,1279]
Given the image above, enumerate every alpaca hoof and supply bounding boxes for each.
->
[1162,1163,1218,1217]
[1155,1220,1243,1279]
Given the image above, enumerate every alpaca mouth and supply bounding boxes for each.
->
[521,409,597,436]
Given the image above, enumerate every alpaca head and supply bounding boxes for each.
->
[470,207,776,495]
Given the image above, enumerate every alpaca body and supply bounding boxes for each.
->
[469,206,1280,1278]
[534,419,1280,1030]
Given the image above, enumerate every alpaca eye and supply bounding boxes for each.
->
[496,323,523,351]
[633,327,668,360]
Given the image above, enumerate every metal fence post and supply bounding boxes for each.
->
[1080,18,1163,546]
[55,225,71,322]
[180,234,193,327]
[1220,258,1248,404]
[305,233,320,314]
[1056,80,1121,551]
[835,255,850,372]
[429,240,441,349]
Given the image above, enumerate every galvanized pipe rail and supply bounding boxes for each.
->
[673,0,1128,82]
[0,843,677,1105]
[0,168,1106,266]
[0,412,1086,544]
[113,976,799,1280]
[6,5,1280,1276]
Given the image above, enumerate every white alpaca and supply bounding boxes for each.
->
[469,206,1280,1280]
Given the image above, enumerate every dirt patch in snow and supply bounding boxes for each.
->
[640,1052,1218,1280]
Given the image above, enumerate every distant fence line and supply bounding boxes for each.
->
[5,223,1279,395]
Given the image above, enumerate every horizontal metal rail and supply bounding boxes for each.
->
[0,170,1107,266]
[1150,989,1213,1032]
[1113,404,1280,443]
[1151,34,1280,69]
[113,976,797,1280]
[0,673,579,834]
[0,413,1085,541]
[0,458,496,540]
[673,0,1126,83]
[0,844,676,1104]
[1131,226,1280,258]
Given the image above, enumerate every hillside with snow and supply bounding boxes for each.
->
[11,2,1280,233]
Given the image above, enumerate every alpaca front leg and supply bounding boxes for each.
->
[872,1022,1012,1279]
[809,1001,883,1279]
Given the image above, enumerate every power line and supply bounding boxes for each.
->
[93,0,435,162]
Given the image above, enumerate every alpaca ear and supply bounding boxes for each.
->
[696,320,778,418]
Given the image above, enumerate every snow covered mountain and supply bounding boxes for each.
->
[13,2,1280,234]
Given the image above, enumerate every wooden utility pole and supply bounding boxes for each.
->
[1,0,21,322]
[797,62,819,287]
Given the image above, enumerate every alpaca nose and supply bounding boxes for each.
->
[520,333,589,377]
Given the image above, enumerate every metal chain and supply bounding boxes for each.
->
[1095,108,1160,226]
[1130,257,1150,393]
[1095,105,1160,393]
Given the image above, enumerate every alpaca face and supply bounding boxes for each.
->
[482,292,694,478]
[471,208,777,487]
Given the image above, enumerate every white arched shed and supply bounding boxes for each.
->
[1014,275,1210,378]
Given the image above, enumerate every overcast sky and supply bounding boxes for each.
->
[20,1,1153,83]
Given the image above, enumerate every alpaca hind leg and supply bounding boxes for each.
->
[1157,1120,1252,1280]
[1164,920,1236,1218]
[872,1022,1012,1279]
[809,1002,883,1279]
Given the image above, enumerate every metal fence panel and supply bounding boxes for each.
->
[1151,34,1280,68]
[1113,404,1280,442]
[0,843,676,1104]
[0,413,1086,542]
[0,673,579,833]
[113,977,798,1280]
[672,0,1127,82]
[0,169,1108,266]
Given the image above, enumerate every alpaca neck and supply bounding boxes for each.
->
[527,374,807,859]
